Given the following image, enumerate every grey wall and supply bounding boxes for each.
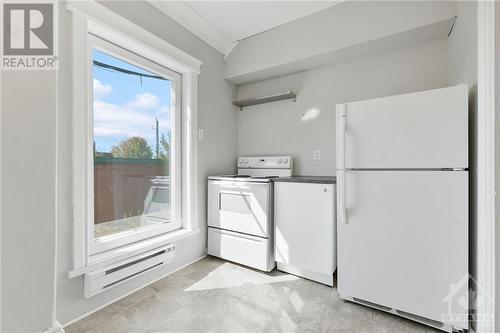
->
[1,71,57,332]
[237,39,449,176]
[55,1,238,326]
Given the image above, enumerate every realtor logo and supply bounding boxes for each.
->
[442,273,493,327]
[1,1,57,69]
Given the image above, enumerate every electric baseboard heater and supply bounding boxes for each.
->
[84,244,175,298]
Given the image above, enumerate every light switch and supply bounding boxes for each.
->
[314,149,321,160]
[198,129,204,141]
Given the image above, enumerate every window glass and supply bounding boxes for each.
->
[92,49,173,239]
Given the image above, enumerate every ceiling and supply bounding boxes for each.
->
[150,1,343,56]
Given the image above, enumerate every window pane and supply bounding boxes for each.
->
[92,49,173,239]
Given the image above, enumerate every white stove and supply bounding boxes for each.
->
[207,156,293,271]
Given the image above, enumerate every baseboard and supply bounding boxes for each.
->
[277,262,334,286]
[43,321,64,333]
[61,255,207,328]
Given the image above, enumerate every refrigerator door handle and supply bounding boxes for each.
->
[338,169,346,224]
[336,104,347,224]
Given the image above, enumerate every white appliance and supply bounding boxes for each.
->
[207,156,293,272]
[274,179,336,286]
[336,84,468,332]
[84,244,175,298]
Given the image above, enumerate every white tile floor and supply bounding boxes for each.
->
[67,256,441,333]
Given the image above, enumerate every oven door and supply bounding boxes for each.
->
[208,180,271,237]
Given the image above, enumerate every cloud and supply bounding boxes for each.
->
[159,105,170,114]
[126,92,160,109]
[94,100,170,139]
[93,79,112,97]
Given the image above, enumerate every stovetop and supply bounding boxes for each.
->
[208,175,279,183]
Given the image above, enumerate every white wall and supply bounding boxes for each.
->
[237,39,449,176]
[447,2,478,329]
[0,1,483,331]
[495,3,500,330]
[225,0,456,84]
[1,71,57,332]
[55,1,237,326]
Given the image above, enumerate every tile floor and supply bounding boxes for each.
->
[67,256,441,333]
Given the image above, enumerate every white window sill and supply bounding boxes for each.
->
[68,228,199,279]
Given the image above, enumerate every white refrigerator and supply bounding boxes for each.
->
[336,84,468,332]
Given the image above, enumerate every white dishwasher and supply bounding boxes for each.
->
[273,177,336,286]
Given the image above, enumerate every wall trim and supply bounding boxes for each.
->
[0,33,2,333]
[42,322,64,333]
[0,34,2,333]
[51,2,61,329]
[62,255,207,328]
[476,1,496,332]
[66,1,202,74]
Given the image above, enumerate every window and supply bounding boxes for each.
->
[69,2,201,275]
[89,35,182,254]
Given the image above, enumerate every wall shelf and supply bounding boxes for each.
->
[233,91,296,110]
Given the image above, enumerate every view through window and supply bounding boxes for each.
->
[92,49,173,239]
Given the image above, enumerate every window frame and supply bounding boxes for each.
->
[68,1,201,276]
[89,35,183,255]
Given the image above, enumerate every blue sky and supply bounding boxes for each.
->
[93,50,172,155]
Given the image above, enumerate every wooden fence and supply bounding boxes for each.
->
[94,157,169,224]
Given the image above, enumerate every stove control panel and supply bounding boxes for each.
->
[238,156,293,169]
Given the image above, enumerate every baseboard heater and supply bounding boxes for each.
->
[84,244,175,298]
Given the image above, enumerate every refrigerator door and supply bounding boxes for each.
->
[339,84,468,169]
[337,170,468,329]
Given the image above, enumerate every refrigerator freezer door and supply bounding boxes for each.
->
[337,170,468,329]
[341,84,468,169]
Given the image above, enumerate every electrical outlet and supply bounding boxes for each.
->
[198,129,204,141]
[314,149,321,160]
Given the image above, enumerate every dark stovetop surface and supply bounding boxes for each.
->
[272,176,336,184]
